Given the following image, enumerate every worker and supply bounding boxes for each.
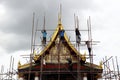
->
[43,59,46,65]
[59,29,65,41]
[86,41,91,56]
[67,58,73,71]
[75,28,81,44]
[41,30,47,44]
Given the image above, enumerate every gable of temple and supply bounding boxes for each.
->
[33,23,84,64]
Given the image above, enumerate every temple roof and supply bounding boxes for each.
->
[33,22,82,61]
[18,18,103,72]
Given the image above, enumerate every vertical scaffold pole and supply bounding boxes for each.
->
[112,57,117,80]
[28,12,35,80]
[40,55,43,80]
[87,16,94,80]
[116,56,120,79]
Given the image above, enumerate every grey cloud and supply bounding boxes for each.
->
[0,0,96,53]
[0,33,31,53]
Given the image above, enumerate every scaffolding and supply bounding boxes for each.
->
[1,7,119,80]
[0,56,17,80]
[19,10,101,80]
[102,56,120,80]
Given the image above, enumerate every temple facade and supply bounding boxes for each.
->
[18,16,103,80]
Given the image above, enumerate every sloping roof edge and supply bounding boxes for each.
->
[33,24,59,61]
[33,23,82,61]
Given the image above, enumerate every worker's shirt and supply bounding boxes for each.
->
[42,32,47,38]
[86,41,91,48]
[75,28,80,35]
[59,30,65,37]
[75,28,81,43]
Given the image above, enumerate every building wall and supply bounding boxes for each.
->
[45,41,78,64]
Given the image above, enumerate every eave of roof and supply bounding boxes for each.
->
[18,62,35,70]
[18,62,103,71]
[85,62,103,70]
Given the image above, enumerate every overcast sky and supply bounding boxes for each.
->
[0,0,120,76]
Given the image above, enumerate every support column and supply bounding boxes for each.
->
[35,72,39,80]
[77,74,83,80]
[18,73,24,80]
[83,73,87,80]
[35,77,39,80]
[19,78,24,80]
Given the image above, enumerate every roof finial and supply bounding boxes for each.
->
[58,4,62,25]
